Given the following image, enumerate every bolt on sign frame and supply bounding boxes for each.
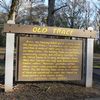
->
[3,23,96,92]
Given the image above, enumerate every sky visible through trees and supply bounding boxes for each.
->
[2,0,99,7]
[0,0,100,49]
[0,0,99,29]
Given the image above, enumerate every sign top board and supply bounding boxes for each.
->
[4,24,96,38]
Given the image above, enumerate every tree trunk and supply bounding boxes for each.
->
[8,0,18,20]
[99,19,100,41]
[70,17,74,28]
[47,0,55,26]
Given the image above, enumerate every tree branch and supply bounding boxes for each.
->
[52,3,68,14]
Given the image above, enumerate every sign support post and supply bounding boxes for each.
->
[5,14,15,92]
[86,38,94,87]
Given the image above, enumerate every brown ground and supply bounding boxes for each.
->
[0,80,100,100]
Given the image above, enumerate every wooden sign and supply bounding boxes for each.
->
[16,37,82,81]
[4,21,95,92]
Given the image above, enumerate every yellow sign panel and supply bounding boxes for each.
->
[17,37,82,81]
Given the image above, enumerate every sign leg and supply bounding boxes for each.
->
[5,33,15,92]
[86,39,94,87]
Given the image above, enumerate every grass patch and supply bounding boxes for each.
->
[94,53,100,57]
[0,65,4,75]
[0,60,5,75]
[94,66,100,68]
[93,62,100,68]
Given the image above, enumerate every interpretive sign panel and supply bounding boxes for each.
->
[16,37,82,81]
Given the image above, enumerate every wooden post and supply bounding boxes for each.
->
[86,38,94,87]
[5,16,15,92]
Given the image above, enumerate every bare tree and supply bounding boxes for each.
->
[0,0,10,12]
[92,0,100,37]
[15,0,46,25]
[8,0,19,20]
[47,0,55,26]
[50,0,94,29]
[17,3,47,25]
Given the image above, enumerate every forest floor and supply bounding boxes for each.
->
[0,79,100,100]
